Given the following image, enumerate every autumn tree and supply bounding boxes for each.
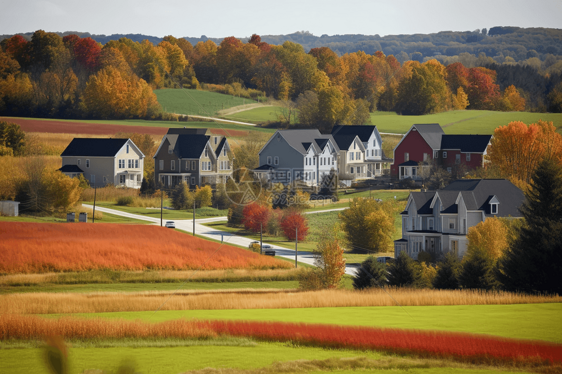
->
[195,185,213,208]
[280,209,309,241]
[339,198,396,252]
[299,224,346,290]
[232,132,268,173]
[498,85,526,111]
[0,121,26,156]
[465,67,500,110]
[487,120,562,184]
[497,158,562,294]
[241,202,271,233]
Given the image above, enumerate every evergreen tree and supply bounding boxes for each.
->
[387,252,420,287]
[497,158,562,294]
[458,246,498,290]
[171,182,189,210]
[353,256,387,290]
[433,252,461,289]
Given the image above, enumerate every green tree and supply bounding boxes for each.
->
[459,246,498,290]
[497,158,562,294]
[387,251,421,287]
[433,252,461,289]
[171,182,190,210]
[339,198,396,252]
[0,121,26,155]
[353,256,387,290]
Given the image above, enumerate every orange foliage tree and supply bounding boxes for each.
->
[241,202,271,233]
[280,210,309,241]
[488,120,562,184]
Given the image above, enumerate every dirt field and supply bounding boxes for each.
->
[1,117,250,137]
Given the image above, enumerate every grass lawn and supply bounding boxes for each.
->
[0,281,299,294]
[337,189,410,201]
[370,110,562,134]
[0,212,149,225]
[155,88,257,116]
[64,303,562,343]
[0,342,517,374]
[85,201,229,220]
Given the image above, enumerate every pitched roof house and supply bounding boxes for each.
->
[331,125,393,183]
[59,138,145,188]
[395,179,524,260]
[154,128,232,189]
[391,124,491,180]
[254,130,339,186]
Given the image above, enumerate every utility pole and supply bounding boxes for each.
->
[260,223,263,255]
[160,188,163,227]
[92,185,97,223]
[193,195,196,236]
[295,226,298,268]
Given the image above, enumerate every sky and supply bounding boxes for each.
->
[1,0,561,38]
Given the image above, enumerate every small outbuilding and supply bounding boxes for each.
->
[0,201,20,216]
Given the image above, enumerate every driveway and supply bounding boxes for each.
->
[83,204,356,276]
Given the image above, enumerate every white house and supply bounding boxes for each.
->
[60,138,145,188]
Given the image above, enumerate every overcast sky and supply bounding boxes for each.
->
[1,0,561,38]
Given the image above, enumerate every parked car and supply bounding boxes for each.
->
[165,221,175,229]
[376,256,394,264]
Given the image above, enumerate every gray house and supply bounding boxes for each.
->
[254,130,340,187]
[395,179,524,260]
[60,138,145,188]
[153,128,232,189]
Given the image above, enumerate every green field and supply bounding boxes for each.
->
[85,201,229,220]
[61,303,562,344]
[155,89,257,116]
[1,342,517,374]
[370,110,562,134]
[224,105,284,123]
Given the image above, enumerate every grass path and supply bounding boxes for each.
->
[53,303,562,343]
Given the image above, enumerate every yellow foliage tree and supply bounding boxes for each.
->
[466,217,509,260]
[195,185,213,208]
[500,85,526,111]
[452,87,469,110]
[44,170,83,212]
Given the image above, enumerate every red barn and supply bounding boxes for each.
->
[391,124,491,180]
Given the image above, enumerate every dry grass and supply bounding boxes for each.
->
[0,314,215,340]
[0,268,303,286]
[0,155,62,200]
[1,288,559,315]
[81,185,140,202]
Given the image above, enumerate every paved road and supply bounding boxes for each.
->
[83,204,357,276]
[185,115,256,126]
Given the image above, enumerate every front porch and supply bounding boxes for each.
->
[394,233,442,260]
[118,170,143,189]
[159,173,191,188]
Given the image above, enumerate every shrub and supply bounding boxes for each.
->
[116,196,134,206]
[433,252,461,289]
[387,252,421,287]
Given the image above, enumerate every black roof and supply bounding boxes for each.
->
[167,128,209,135]
[174,134,210,159]
[440,135,491,153]
[59,165,84,173]
[254,164,276,171]
[314,138,329,150]
[61,138,129,157]
[399,160,419,166]
[215,137,227,157]
[331,134,357,150]
[331,125,377,142]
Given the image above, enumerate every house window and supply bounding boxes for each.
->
[204,148,208,157]
[313,172,315,180]
[119,175,125,184]
[267,156,272,165]
[350,153,354,161]
[135,160,139,168]
[137,175,141,182]
[423,153,429,161]
[274,156,279,165]
[191,177,195,185]
[86,159,90,168]
[223,148,227,156]
[491,203,498,214]
[130,174,134,181]
[118,160,124,168]
[186,161,190,170]
[466,153,471,161]
[214,137,218,145]
[77,159,81,166]
[168,147,173,154]
[356,152,360,160]
[404,153,409,162]
[428,218,434,231]
[455,154,461,164]
[171,160,175,170]
[449,219,456,230]
[126,144,129,153]
[192,161,196,170]
[128,159,132,168]
[90,175,95,184]
[443,151,448,158]
[159,160,164,170]
[434,150,438,158]
[103,176,107,183]
[354,142,356,150]
[447,167,452,173]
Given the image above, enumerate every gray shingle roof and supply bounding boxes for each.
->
[411,192,436,214]
[277,130,339,154]
[61,138,129,157]
[331,125,377,143]
[413,124,444,150]
[441,135,492,153]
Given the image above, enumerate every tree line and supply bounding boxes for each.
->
[1,30,560,124]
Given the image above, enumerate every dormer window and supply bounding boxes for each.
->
[491,203,498,214]
[126,144,130,153]
[204,148,208,157]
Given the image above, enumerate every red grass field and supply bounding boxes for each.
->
[0,222,291,273]
[2,315,561,366]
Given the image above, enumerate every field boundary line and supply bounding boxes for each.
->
[182,115,256,126]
